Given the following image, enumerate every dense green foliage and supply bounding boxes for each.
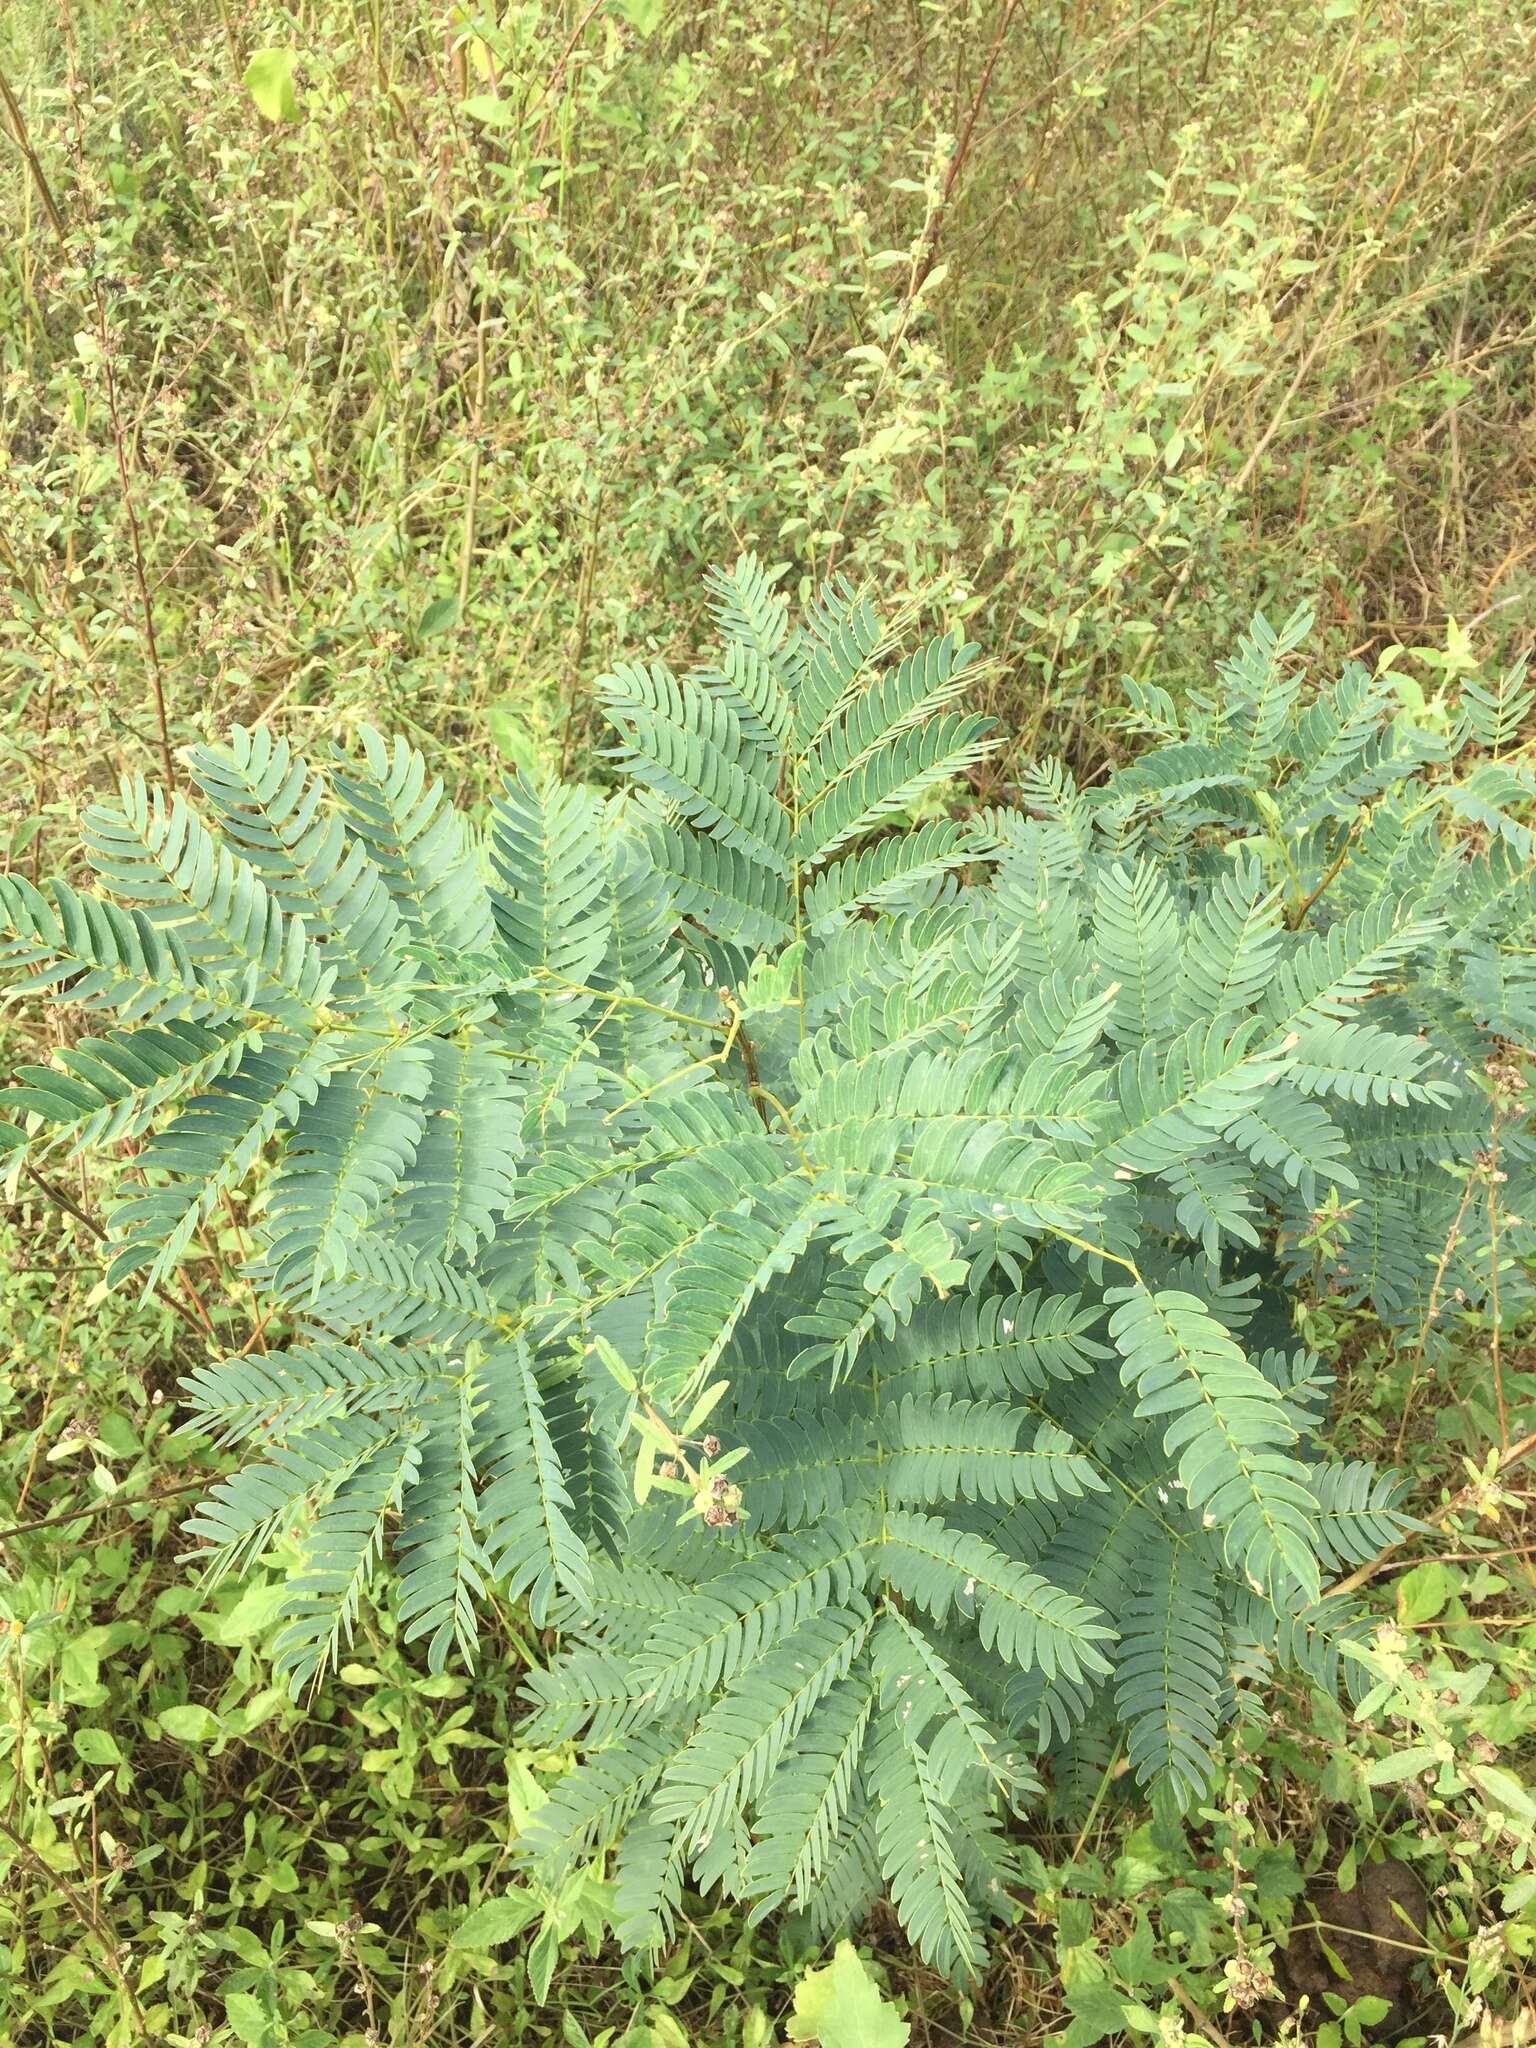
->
[3,562,1533,1982]
[2,0,1533,838]
[3,1203,1532,2048]
[3,2,1535,2039]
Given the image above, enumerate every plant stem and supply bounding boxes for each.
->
[0,1476,207,1542]
[1285,810,1365,928]
[908,0,1023,301]
[1333,1426,1536,1597]
[0,63,67,238]
[92,275,177,791]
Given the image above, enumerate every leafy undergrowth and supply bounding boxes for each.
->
[0,1188,1531,2047]
[2,0,1534,842]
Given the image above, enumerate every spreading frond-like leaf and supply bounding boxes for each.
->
[1170,860,1284,1028]
[1114,1530,1225,1809]
[795,713,995,866]
[599,661,792,876]
[641,817,791,948]
[868,1713,986,1982]
[178,1338,432,1448]
[630,1522,871,1707]
[106,1030,346,1287]
[395,1039,521,1260]
[518,1645,646,1748]
[880,1510,1116,1686]
[474,1342,592,1625]
[514,1728,680,1887]
[882,1395,1103,1507]
[1093,860,1181,1048]
[395,1379,489,1672]
[82,779,331,1013]
[1108,1286,1319,1603]
[651,1605,874,1839]
[185,727,403,1004]
[7,1018,263,1160]
[804,820,981,930]
[263,1047,431,1292]
[1310,1459,1421,1574]
[643,1181,829,1410]
[331,727,493,958]
[0,875,225,1024]
[488,772,613,987]
[272,1425,425,1690]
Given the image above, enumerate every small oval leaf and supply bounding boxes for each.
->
[244,48,301,123]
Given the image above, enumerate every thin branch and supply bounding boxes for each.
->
[908,0,1024,301]
[0,1476,207,1542]
[1285,810,1366,929]
[92,275,178,791]
[0,62,67,238]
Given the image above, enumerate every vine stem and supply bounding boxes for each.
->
[907,0,1023,302]
[1392,1169,1480,1462]
[537,973,717,1032]
[0,63,67,236]
[1487,1101,1508,1451]
[1284,809,1365,929]
[827,0,1022,570]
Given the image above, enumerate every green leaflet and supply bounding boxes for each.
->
[178,1337,435,1447]
[474,1342,592,1626]
[744,1670,876,1916]
[185,726,406,1007]
[81,778,332,1014]
[262,1045,433,1293]
[488,771,612,988]
[867,1709,986,1982]
[9,1017,267,1160]
[650,1605,874,1837]
[1093,858,1181,1048]
[1114,1528,1225,1809]
[881,1393,1104,1507]
[395,1039,522,1260]
[330,727,493,959]
[0,875,223,1024]
[1108,1286,1320,1605]
[628,1521,871,1707]
[272,1427,425,1690]
[879,1510,1117,1686]
[395,1378,489,1672]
